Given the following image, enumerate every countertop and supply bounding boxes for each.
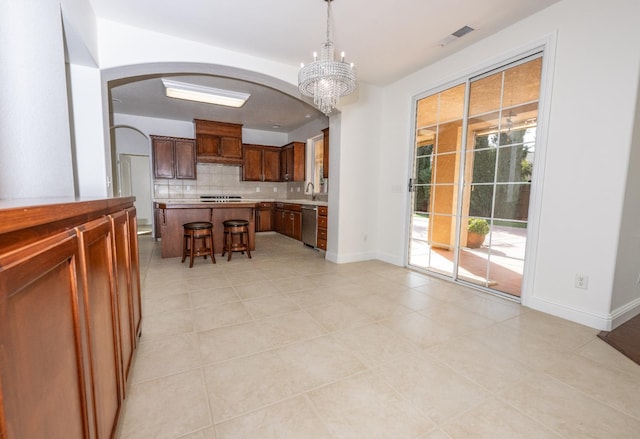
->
[154,198,328,207]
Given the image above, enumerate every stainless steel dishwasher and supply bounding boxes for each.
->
[301,205,317,248]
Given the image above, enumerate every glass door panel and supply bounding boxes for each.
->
[409,83,466,275]
[410,54,542,298]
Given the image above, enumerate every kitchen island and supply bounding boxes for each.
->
[155,201,256,258]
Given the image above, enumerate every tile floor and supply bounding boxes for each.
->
[116,233,640,439]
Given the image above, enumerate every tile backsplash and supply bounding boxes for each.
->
[154,163,327,201]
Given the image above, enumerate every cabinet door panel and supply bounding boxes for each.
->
[197,134,220,157]
[0,231,90,439]
[243,146,263,181]
[109,211,134,395]
[152,138,175,179]
[174,139,196,179]
[126,207,143,340]
[76,217,122,439]
[220,137,242,159]
[263,148,281,181]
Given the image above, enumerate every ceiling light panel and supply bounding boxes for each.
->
[161,79,250,107]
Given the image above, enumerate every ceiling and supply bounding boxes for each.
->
[96,0,562,132]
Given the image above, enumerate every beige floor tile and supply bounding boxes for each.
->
[188,276,231,291]
[454,293,524,322]
[197,321,270,364]
[543,352,640,419]
[347,294,413,321]
[119,369,211,439]
[144,292,191,317]
[499,372,640,438]
[418,302,496,334]
[256,310,327,347]
[192,301,252,332]
[121,236,640,439]
[305,301,376,332]
[425,335,536,394]
[141,309,194,340]
[203,351,296,423]
[380,288,445,311]
[501,309,597,350]
[189,287,240,309]
[376,352,490,425]
[131,332,201,383]
[308,371,434,439]
[382,312,458,349]
[333,322,418,367]
[469,323,566,371]
[177,427,217,439]
[214,395,333,439]
[441,397,561,438]
[576,338,640,378]
[286,286,341,309]
[275,335,366,391]
[233,280,283,299]
[242,294,301,319]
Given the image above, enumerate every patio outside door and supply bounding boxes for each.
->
[408,55,542,298]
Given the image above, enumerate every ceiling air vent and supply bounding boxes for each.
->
[439,25,475,47]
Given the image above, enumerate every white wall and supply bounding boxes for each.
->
[70,64,108,197]
[376,0,640,329]
[0,1,75,198]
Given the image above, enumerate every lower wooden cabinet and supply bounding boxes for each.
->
[317,205,328,250]
[256,202,274,232]
[0,198,141,439]
[273,203,302,240]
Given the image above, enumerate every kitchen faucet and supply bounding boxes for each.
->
[306,181,316,200]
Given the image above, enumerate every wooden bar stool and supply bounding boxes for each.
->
[182,221,216,268]
[221,219,251,261]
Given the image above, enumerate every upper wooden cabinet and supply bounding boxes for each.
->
[242,144,281,181]
[194,119,243,164]
[280,141,305,182]
[151,135,196,180]
[322,127,329,179]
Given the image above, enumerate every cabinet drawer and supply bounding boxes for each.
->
[284,203,302,212]
[318,206,328,216]
[318,216,328,228]
[316,238,327,250]
[257,202,273,209]
[317,228,327,240]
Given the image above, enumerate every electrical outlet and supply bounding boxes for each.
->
[256,187,260,192]
[575,274,589,289]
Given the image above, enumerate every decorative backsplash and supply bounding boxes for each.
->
[153,163,325,201]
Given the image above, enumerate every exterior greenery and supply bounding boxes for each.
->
[468,217,490,235]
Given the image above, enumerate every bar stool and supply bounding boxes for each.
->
[182,222,216,268]
[221,219,251,261]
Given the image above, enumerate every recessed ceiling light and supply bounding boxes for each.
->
[272,124,281,129]
[161,79,250,108]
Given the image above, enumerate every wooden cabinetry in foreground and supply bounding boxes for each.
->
[0,197,141,439]
[151,135,196,179]
[194,119,243,164]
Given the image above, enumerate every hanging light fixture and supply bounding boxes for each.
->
[298,0,357,115]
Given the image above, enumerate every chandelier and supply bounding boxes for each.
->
[298,0,357,115]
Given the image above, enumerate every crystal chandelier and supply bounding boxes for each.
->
[298,0,357,115]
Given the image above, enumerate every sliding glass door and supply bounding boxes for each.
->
[408,55,542,298]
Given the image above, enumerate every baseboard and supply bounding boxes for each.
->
[375,250,404,267]
[524,295,611,330]
[610,297,640,330]
[326,250,377,264]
